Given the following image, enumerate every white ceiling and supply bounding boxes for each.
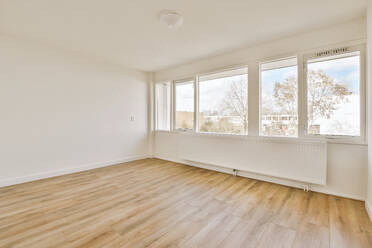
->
[0,0,366,71]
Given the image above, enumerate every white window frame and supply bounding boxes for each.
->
[154,81,172,131]
[173,78,196,132]
[302,44,366,144]
[259,56,299,138]
[197,66,249,135]
[153,42,366,145]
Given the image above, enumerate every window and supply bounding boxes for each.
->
[198,67,248,134]
[155,82,171,130]
[155,43,365,143]
[305,50,361,136]
[260,57,298,137]
[175,79,195,131]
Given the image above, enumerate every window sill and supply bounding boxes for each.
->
[186,132,326,144]
[324,138,366,146]
[154,130,367,146]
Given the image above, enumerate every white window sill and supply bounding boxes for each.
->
[154,130,367,146]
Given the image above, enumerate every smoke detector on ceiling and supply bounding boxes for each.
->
[159,10,183,29]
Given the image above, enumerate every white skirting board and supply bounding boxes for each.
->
[155,155,365,201]
[0,154,149,187]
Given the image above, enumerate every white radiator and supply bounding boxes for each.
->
[178,133,327,185]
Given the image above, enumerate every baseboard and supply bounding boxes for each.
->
[366,201,372,222]
[154,155,365,201]
[0,154,149,187]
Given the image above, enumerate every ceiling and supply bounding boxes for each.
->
[0,0,366,72]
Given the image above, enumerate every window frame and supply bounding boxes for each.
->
[302,44,366,143]
[259,56,299,138]
[197,66,249,135]
[153,42,366,145]
[173,77,196,132]
[154,81,172,131]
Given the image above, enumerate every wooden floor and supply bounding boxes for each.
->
[0,159,372,248]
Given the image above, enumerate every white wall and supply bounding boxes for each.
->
[154,17,368,200]
[0,36,149,186]
[155,132,367,200]
[367,1,372,216]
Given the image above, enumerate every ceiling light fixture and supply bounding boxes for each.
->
[159,10,183,29]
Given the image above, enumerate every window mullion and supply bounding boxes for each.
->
[194,76,199,132]
[298,55,306,138]
[171,81,176,131]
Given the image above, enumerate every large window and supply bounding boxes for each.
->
[198,68,248,134]
[260,57,298,137]
[155,82,171,131]
[155,44,365,143]
[175,79,195,131]
[305,50,361,136]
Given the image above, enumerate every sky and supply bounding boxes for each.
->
[308,55,360,93]
[176,82,194,112]
[261,54,360,96]
[261,65,297,100]
[199,75,247,113]
[176,75,248,112]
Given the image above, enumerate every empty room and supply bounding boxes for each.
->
[1,0,372,247]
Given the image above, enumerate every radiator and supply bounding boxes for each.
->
[178,133,327,185]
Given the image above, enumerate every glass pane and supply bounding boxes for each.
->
[260,57,298,137]
[155,82,171,130]
[175,81,194,130]
[199,68,248,134]
[307,51,360,136]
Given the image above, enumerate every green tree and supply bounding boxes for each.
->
[307,69,351,126]
[273,70,351,126]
